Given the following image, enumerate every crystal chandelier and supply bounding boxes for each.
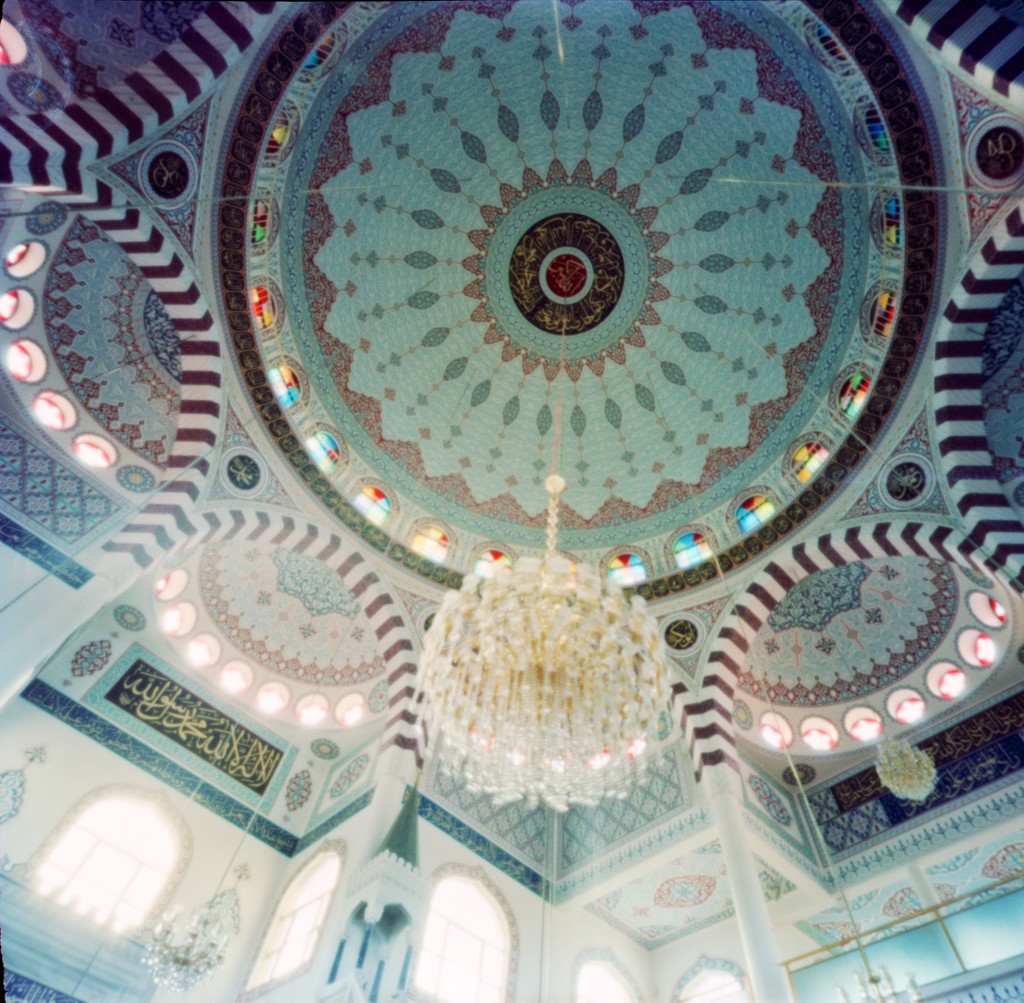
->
[142,894,233,993]
[875,737,937,802]
[416,474,672,810]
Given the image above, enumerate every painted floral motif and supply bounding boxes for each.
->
[285,770,313,812]
[330,754,369,799]
[982,842,1024,880]
[0,770,25,824]
[369,681,389,714]
[71,639,112,677]
[654,874,717,908]
[748,775,792,827]
[310,738,340,761]
[117,466,156,493]
[744,559,959,705]
[733,700,753,731]
[768,563,871,632]
[113,605,146,631]
[26,200,67,235]
[272,548,360,617]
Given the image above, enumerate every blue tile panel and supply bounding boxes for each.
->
[4,969,87,1002]
[810,692,1024,857]
[21,679,299,856]
[419,795,545,896]
[0,512,93,588]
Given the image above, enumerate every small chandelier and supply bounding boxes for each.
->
[142,894,234,993]
[416,474,672,810]
[875,737,937,802]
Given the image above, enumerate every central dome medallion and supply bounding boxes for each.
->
[224,0,938,562]
[509,212,624,334]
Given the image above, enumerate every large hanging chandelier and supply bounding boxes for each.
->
[416,474,672,810]
[875,737,937,802]
[142,893,234,993]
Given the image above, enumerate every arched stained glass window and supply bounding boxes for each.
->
[411,525,449,564]
[35,795,181,932]
[871,290,897,338]
[474,548,512,579]
[353,485,392,526]
[608,552,647,586]
[673,531,712,570]
[839,374,871,419]
[269,365,301,408]
[250,198,271,245]
[247,851,343,990]
[416,876,508,1003]
[736,496,774,534]
[306,431,342,471]
[792,443,829,483]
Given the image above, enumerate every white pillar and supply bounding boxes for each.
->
[710,787,796,1003]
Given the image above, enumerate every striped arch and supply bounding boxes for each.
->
[0,4,278,576]
[933,207,1024,588]
[896,0,1024,106]
[0,1,276,195]
[113,505,422,769]
[684,521,992,791]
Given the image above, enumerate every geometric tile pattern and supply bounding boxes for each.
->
[558,747,688,876]
[0,416,119,546]
[430,753,549,869]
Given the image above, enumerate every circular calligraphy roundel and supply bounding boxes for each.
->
[509,213,624,335]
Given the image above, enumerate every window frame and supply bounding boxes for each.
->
[243,842,345,997]
[30,786,189,932]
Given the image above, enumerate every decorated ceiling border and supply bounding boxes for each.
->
[20,678,372,856]
[216,0,941,592]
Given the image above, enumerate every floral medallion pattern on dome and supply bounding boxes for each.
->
[741,558,959,705]
[271,547,359,618]
[368,680,389,714]
[226,0,937,559]
[70,639,112,677]
[113,604,146,632]
[116,465,156,493]
[329,754,369,800]
[44,217,180,469]
[197,543,384,686]
[285,769,313,812]
[26,200,67,235]
[310,738,340,761]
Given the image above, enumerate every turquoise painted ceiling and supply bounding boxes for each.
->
[253,0,908,552]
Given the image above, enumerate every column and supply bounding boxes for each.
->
[710,787,796,1003]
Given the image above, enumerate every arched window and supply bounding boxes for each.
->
[673,531,712,570]
[678,970,746,1002]
[416,876,509,1003]
[247,848,343,991]
[577,960,635,1003]
[607,552,647,586]
[34,793,183,932]
[411,525,449,564]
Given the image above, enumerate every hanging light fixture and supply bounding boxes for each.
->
[875,737,937,802]
[142,811,249,992]
[142,893,235,993]
[416,473,672,811]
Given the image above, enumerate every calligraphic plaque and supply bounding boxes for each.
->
[105,659,284,795]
